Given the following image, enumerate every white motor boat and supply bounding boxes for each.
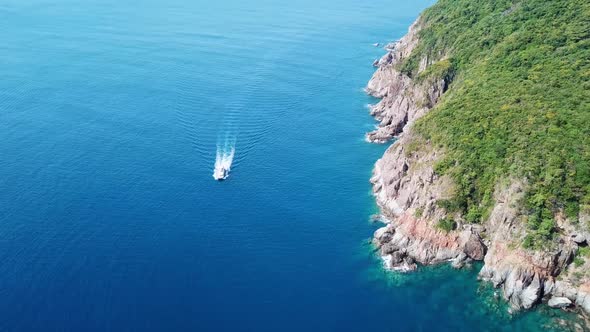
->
[213,165,229,180]
[213,143,234,181]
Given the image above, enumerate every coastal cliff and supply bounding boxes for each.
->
[367,0,590,316]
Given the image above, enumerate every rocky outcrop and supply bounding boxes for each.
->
[476,182,590,312]
[478,181,574,309]
[370,131,486,270]
[549,297,573,309]
[367,19,477,271]
[365,20,448,143]
[373,214,485,271]
[366,15,590,317]
[551,280,590,313]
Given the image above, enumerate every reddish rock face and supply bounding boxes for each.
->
[373,210,486,271]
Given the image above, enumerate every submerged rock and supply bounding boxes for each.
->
[451,252,472,269]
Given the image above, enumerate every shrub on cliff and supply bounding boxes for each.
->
[436,218,457,233]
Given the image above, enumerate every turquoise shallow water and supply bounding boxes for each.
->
[0,0,583,331]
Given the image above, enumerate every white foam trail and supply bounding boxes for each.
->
[213,137,235,180]
[215,145,235,171]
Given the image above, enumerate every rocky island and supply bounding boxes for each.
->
[367,0,590,316]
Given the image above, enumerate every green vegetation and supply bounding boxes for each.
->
[414,207,425,218]
[404,0,590,248]
[574,246,590,267]
[416,58,456,84]
[433,157,454,176]
[404,136,424,156]
[437,218,457,233]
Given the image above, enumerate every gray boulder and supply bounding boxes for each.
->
[548,297,572,309]
[572,233,588,245]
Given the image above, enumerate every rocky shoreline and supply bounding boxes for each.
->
[366,17,590,318]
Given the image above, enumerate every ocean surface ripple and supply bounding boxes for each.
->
[0,0,581,331]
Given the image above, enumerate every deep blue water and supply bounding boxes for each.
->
[0,0,582,331]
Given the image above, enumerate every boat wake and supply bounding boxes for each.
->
[213,139,235,180]
[175,33,296,181]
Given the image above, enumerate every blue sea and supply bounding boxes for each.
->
[0,0,582,331]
